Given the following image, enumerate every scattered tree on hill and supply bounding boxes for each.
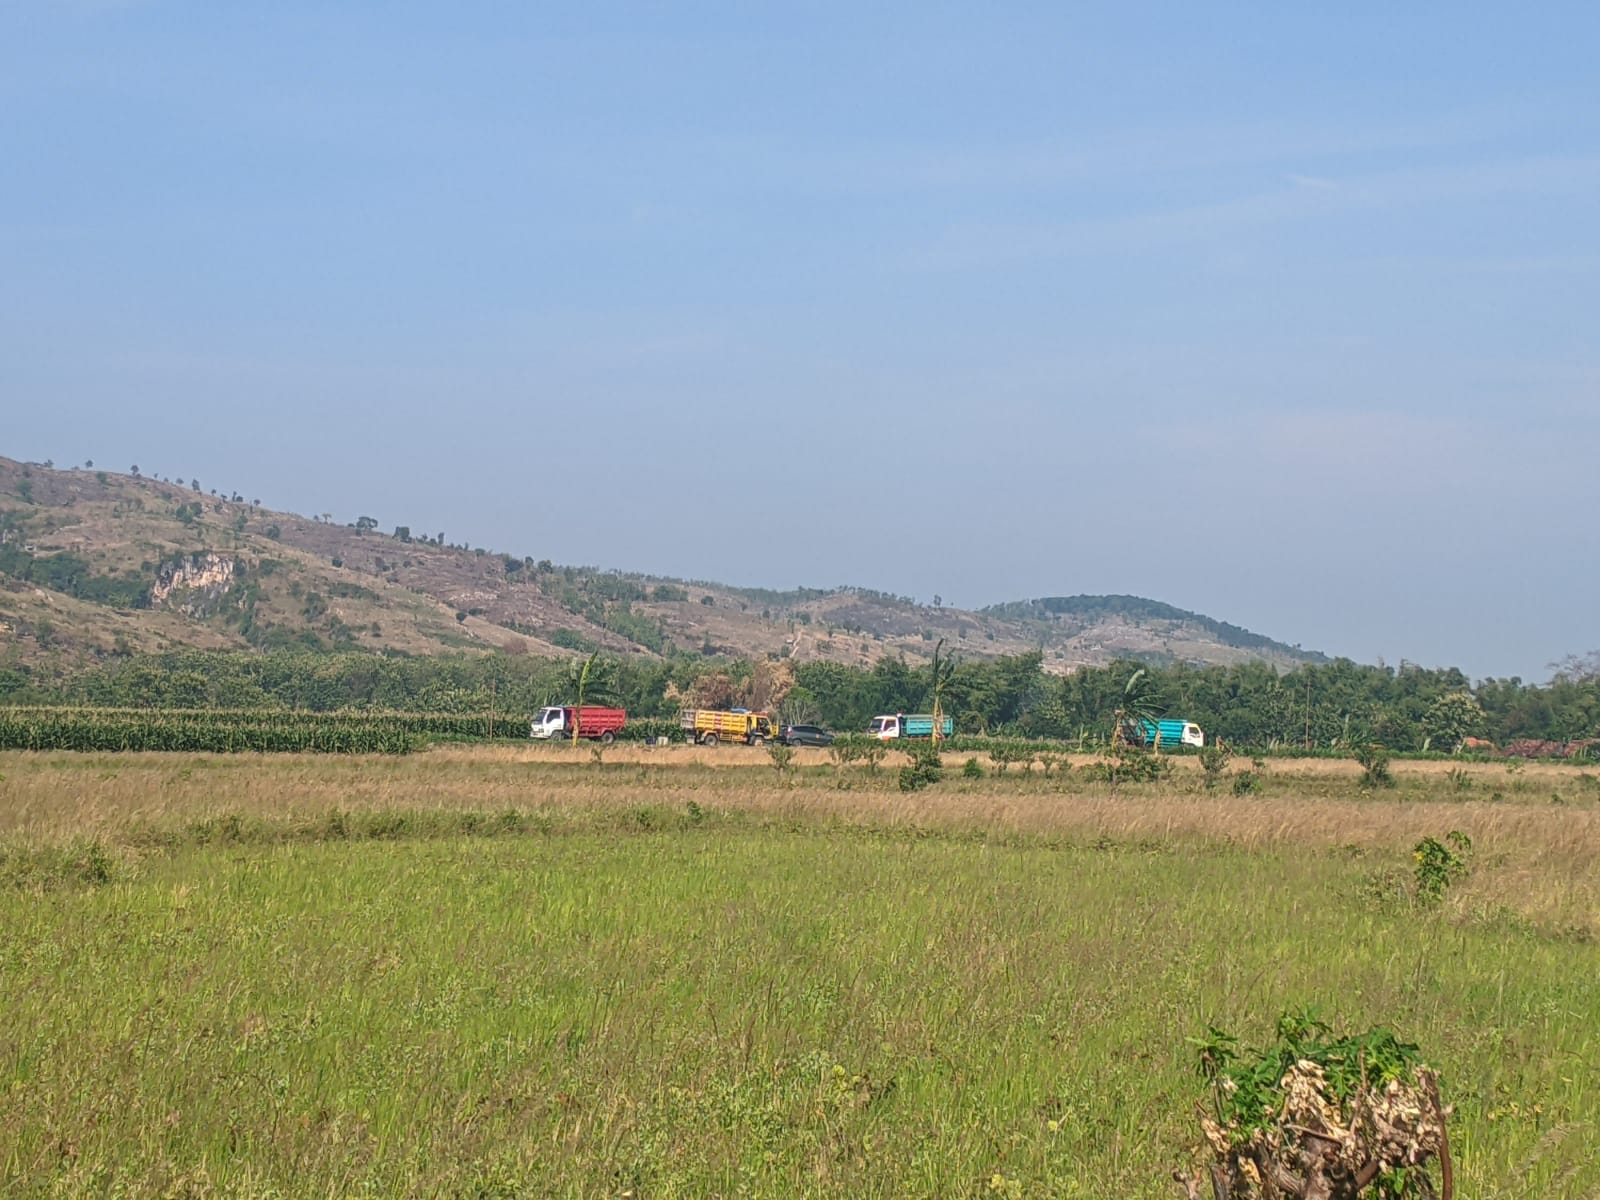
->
[355,516,378,535]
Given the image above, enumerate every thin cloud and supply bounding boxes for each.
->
[670,105,1536,197]
[905,154,1600,271]
[1158,407,1584,503]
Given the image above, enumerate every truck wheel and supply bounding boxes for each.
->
[702,732,719,746]
[750,735,765,746]
[600,730,615,744]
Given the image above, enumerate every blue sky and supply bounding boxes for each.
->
[3,2,1597,679]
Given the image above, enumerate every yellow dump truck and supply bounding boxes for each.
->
[678,708,776,746]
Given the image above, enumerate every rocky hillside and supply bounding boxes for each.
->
[0,456,1324,674]
[982,595,1328,668]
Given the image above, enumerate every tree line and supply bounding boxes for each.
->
[792,653,1598,752]
[3,648,1597,753]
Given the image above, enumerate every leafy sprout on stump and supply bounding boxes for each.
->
[1176,1010,1453,1200]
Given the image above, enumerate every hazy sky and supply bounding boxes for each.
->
[4,3,1597,680]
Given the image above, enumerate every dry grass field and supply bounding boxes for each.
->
[5,746,1595,939]
[2,746,1597,1196]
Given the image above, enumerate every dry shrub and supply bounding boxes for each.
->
[687,671,736,709]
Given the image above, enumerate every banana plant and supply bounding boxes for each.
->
[927,638,957,746]
[1111,667,1163,749]
[566,651,617,746]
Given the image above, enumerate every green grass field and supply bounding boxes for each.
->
[2,749,1597,1197]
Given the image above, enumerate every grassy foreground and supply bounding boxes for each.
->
[2,749,1597,1197]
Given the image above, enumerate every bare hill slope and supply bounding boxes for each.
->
[0,457,1324,674]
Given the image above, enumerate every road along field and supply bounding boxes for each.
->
[2,748,1596,1197]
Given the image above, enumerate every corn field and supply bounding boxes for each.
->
[0,708,418,754]
[0,707,697,753]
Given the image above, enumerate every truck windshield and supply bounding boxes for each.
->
[537,708,561,724]
[869,717,890,734]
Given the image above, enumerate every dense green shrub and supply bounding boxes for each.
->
[897,744,943,792]
[1354,743,1395,789]
[1197,741,1232,788]
[1413,831,1472,903]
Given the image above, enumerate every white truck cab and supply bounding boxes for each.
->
[530,706,568,739]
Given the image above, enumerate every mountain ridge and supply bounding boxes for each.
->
[0,456,1326,675]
